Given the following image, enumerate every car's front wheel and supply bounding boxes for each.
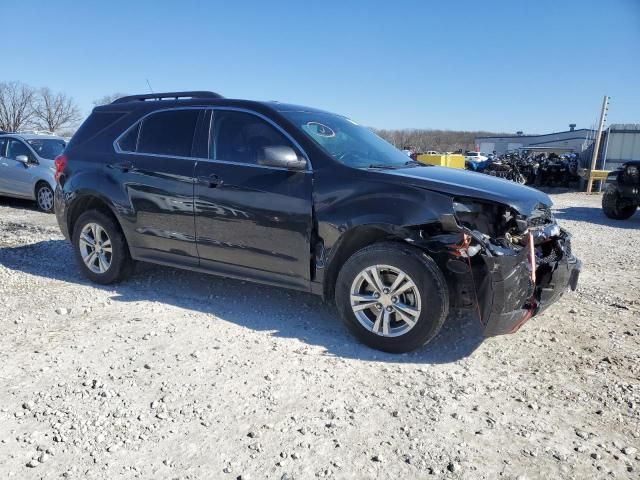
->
[72,210,134,284]
[35,182,54,213]
[335,242,449,353]
[602,189,637,220]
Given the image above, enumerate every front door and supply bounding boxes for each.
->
[1,138,35,197]
[193,109,313,290]
[112,108,203,265]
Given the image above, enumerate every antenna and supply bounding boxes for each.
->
[146,79,154,94]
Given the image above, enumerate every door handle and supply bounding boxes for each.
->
[197,174,223,188]
[108,161,134,172]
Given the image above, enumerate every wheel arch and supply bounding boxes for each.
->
[322,223,430,301]
[67,193,130,248]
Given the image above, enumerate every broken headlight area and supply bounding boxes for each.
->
[428,199,580,336]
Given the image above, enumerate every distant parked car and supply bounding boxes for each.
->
[464,151,488,172]
[0,133,66,212]
[465,151,488,163]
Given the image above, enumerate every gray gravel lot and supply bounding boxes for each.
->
[0,191,639,479]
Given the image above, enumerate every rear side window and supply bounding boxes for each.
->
[136,110,199,157]
[69,111,125,147]
[0,138,7,156]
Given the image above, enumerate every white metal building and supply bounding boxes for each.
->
[601,124,640,170]
[475,125,595,156]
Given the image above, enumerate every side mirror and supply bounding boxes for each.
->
[258,146,307,171]
[15,155,30,165]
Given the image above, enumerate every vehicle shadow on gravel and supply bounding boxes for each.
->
[0,240,484,364]
[0,196,39,211]
[554,206,640,229]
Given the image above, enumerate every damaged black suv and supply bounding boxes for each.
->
[55,91,581,353]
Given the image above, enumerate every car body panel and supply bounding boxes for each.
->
[194,160,314,290]
[112,153,200,264]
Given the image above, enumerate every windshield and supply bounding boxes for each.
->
[281,111,420,168]
[27,138,66,160]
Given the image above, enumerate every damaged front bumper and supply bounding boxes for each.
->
[426,209,581,337]
[474,228,580,336]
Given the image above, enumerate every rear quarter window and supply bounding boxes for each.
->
[68,111,126,147]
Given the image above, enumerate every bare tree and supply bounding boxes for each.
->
[93,93,128,106]
[0,81,36,132]
[32,88,81,133]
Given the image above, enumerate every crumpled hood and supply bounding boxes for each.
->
[376,165,552,215]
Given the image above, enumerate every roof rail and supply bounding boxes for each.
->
[111,91,223,104]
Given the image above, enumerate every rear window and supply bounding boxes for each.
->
[136,110,199,157]
[68,111,125,147]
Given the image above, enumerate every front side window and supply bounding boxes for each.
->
[27,139,66,160]
[124,109,200,157]
[7,139,33,160]
[210,110,295,165]
[0,138,7,157]
[281,111,418,169]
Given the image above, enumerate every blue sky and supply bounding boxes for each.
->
[3,0,638,133]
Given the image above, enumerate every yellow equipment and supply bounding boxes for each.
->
[416,153,465,169]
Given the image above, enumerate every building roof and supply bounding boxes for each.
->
[476,128,594,140]
[609,124,640,132]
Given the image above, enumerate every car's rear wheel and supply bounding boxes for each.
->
[35,182,54,213]
[335,242,449,353]
[72,210,134,284]
[602,189,637,220]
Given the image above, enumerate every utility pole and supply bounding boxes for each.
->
[587,95,609,193]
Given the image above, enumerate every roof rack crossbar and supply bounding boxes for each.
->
[111,91,223,104]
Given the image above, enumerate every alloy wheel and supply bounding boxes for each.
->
[37,186,54,211]
[79,223,112,274]
[350,264,422,337]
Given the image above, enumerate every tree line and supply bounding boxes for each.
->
[0,81,82,135]
[374,128,507,153]
[0,81,126,136]
[1,81,506,150]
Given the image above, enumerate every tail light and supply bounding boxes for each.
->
[54,154,67,182]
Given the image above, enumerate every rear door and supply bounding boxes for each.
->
[112,108,203,265]
[193,108,313,290]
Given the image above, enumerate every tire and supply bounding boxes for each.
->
[72,209,134,284]
[602,189,637,220]
[35,182,54,213]
[335,242,449,353]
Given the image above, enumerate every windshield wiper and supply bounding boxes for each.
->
[367,164,400,170]
[404,160,423,167]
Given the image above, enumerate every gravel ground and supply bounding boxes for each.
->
[0,191,638,479]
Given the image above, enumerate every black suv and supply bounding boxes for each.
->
[55,91,580,353]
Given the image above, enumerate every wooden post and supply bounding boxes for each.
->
[587,95,609,193]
